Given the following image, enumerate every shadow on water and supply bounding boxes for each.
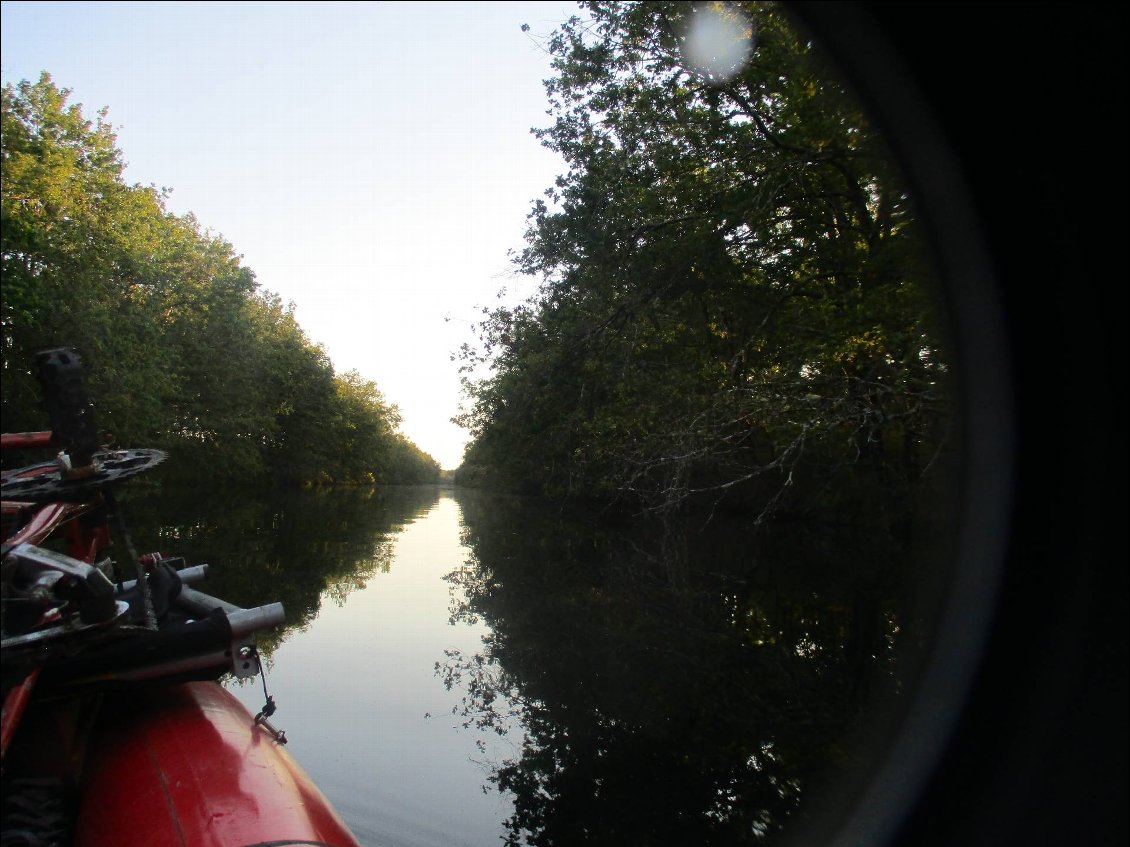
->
[443,488,943,846]
[114,472,442,650]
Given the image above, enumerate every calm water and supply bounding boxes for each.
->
[227,492,517,847]
[117,477,938,845]
[121,482,517,846]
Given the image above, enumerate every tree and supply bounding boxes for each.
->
[2,73,440,485]
[458,1,951,520]
[2,73,179,440]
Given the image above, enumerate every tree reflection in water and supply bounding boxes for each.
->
[441,490,939,845]
[111,470,946,843]
[115,475,441,650]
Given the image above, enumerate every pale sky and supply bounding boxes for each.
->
[1,1,581,469]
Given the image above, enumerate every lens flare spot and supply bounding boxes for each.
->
[680,4,755,82]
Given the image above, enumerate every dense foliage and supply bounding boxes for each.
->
[457,1,952,518]
[1,73,439,485]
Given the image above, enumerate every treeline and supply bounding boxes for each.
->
[456,2,953,520]
[1,73,439,486]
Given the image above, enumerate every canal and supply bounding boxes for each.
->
[118,477,940,845]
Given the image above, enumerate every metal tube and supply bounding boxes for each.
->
[227,603,286,639]
[118,564,209,592]
[176,585,242,616]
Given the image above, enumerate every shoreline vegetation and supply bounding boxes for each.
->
[453,3,953,531]
[2,73,440,487]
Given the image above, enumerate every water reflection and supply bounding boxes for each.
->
[114,476,936,845]
[117,480,519,846]
[117,476,441,645]
[444,489,930,845]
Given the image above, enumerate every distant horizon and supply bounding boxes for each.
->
[1,0,581,469]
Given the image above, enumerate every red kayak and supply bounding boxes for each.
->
[1,348,363,846]
[75,681,359,847]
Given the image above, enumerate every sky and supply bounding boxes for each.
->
[0,1,583,469]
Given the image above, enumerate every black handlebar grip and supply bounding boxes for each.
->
[34,347,101,468]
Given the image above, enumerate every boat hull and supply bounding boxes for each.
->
[74,681,362,847]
